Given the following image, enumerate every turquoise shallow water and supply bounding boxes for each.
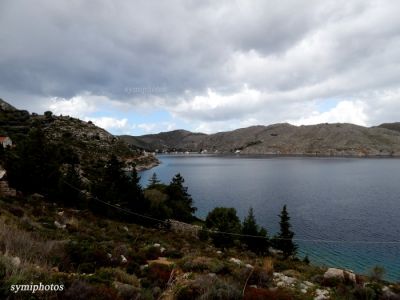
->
[140,155,400,281]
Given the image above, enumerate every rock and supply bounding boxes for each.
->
[11,256,21,267]
[245,264,254,269]
[120,255,128,263]
[304,281,315,287]
[250,285,257,288]
[208,273,216,277]
[229,258,242,265]
[216,250,222,255]
[273,272,297,287]
[153,243,161,248]
[382,286,400,299]
[269,247,283,255]
[324,268,356,283]
[277,281,285,287]
[57,211,64,216]
[107,253,112,259]
[314,289,330,300]
[54,220,66,229]
[122,226,129,232]
[160,247,166,253]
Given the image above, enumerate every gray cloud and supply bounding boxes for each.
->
[1,0,400,132]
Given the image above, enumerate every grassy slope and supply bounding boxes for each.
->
[0,197,398,300]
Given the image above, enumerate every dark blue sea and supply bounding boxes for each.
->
[140,155,400,281]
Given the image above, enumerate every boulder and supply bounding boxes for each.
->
[324,268,356,284]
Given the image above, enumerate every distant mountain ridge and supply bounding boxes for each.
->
[120,123,400,157]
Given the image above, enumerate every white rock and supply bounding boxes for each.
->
[250,285,257,288]
[122,226,129,232]
[304,281,315,287]
[229,258,242,265]
[216,250,222,255]
[120,255,127,263]
[314,289,330,300]
[160,247,166,253]
[54,221,66,229]
[153,243,161,248]
[57,211,64,216]
[324,268,356,283]
[107,253,112,258]
[11,256,21,267]
[301,289,308,294]
[245,264,254,269]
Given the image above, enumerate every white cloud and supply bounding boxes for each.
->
[85,117,131,132]
[48,93,107,118]
[2,0,400,134]
[137,123,157,133]
[288,100,368,126]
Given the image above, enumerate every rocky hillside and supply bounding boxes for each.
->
[0,196,398,300]
[0,98,158,169]
[121,123,400,157]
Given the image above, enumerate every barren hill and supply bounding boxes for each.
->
[121,123,400,157]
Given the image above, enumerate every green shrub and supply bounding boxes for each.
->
[180,256,225,273]
[175,275,242,300]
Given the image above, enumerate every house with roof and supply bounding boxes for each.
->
[0,136,12,148]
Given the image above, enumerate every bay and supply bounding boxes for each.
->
[140,155,400,281]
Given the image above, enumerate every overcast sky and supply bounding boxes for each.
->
[1,1,400,135]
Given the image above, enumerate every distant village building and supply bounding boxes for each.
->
[0,136,12,148]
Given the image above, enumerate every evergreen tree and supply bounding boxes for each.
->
[4,126,61,197]
[58,164,85,208]
[166,173,196,222]
[275,205,297,258]
[126,167,147,214]
[242,207,269,254]
[205,207,241,248]
[147,172,160,188]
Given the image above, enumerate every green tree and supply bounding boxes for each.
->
[274,205,297,258]
[90,156,147,220]
[205,207,241,248]
[166,173,196,222]
[147,172,161,188]
[4,126,61,198]
[242,207,269,254]
[44,111,53,119]
[58,164,86,208]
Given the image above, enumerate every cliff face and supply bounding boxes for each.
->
[122,123,400,157]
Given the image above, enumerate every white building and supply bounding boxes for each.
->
[0,137,12,148]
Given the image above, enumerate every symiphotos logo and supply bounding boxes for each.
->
[10,283,64,294]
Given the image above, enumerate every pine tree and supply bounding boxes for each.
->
[242,207,269,254]
[166,173,196,222]
[126,166,147,214]
[205,207,241,248]
[148,172,160,188]
[275,205,297,258]
[58,164,85,208]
